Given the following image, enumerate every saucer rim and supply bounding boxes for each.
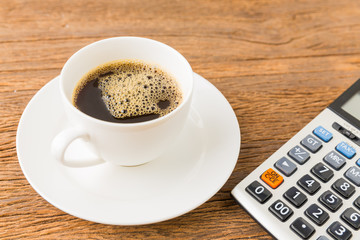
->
[16,72,240,225]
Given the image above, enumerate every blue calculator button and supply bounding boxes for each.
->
[313,126,333,142]
[357,159,360,167]
[336,142,356,159]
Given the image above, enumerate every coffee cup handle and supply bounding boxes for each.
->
[51,127,105,167]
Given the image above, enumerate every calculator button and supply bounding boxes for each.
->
[317,236,329,240]
[323,151,346,170]
[344,166,360,186]
[261,168,283,189]
[335,141,356,159]
[245,180,272,203]
[288,145,310,165]
[341,207,360,230]
[268,200,293,222]
[298,174,321,195]
[301,134,323,153]
[274,157,297,177]
[290,217,315,239]
[313,126,333,142]
[357,158,360,167]
[319,190,343,212]
[311,163,334,182]
[354,196,360,210]
[332,178,355,199]
[305,203,329,226]
[327,221,352,240]
[283,186,307,208]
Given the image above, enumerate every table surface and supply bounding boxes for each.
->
[1,0,360,239]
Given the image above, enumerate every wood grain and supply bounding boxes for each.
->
[1,0,360,239]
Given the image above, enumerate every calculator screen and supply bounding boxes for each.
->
[341,91,360,121]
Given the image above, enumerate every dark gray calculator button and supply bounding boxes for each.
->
[290,217,315,239]
[327,221,352,240]
[319,190,342,212]
[245,180,272,203]
[311,163,334,182]
[275,157,297,176]
[323,151,346,170]
[298,174,321,195]
[301,134,323,153]
[332,178,355,199]
[354,196,360,210]
[341,207,360,230]
[344,166,360,186]
[283,186,307,208]
[269,200,293,222]
[288,145,310,164]
[305,203,329,226]
[317,236,329,240]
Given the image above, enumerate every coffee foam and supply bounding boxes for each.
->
[73,60,182,119]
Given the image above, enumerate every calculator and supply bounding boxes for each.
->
[231,79,360,240]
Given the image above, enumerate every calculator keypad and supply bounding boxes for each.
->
[237,123,360,239]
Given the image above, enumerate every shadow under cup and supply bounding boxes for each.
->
[59,37,194,166]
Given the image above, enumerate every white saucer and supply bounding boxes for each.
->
[16,73,240,225]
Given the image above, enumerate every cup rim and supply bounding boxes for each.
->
[60,36,193,128]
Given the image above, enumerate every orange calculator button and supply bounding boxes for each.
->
[261,168,284,189]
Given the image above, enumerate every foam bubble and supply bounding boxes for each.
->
[73,60,182,120]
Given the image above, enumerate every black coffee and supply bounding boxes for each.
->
[72,60,182,123]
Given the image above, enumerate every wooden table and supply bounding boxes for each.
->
[1,0,360,239]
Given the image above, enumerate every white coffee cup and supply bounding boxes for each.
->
[51,37,193,167]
